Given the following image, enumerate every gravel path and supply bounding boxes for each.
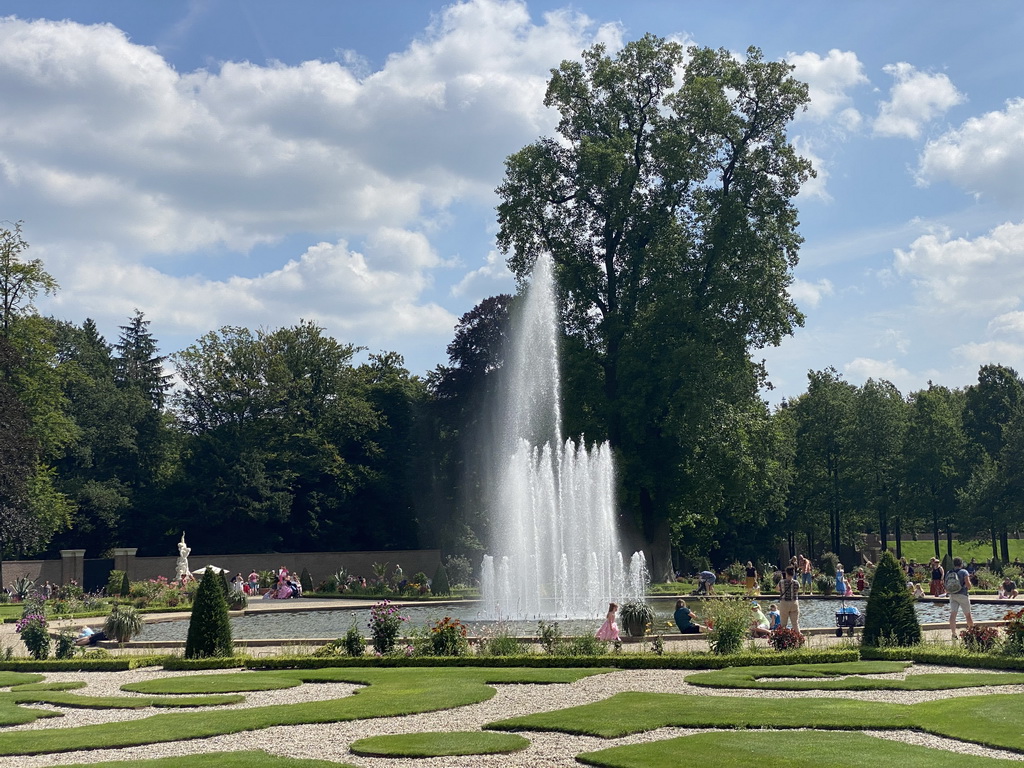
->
[0,664,1022,767]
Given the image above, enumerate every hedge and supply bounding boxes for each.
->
[0,655,167,672]
[860,645,1024,670]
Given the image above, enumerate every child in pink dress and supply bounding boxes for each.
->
[596,602,620,641]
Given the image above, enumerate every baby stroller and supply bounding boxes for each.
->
[835,600,864,637]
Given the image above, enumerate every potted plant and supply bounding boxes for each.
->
[104,604,144,644]
[619,600,654,637]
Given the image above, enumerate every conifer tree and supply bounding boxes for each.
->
[861,550,921,647]
[431,563,451,596]
[113,309,172,409]
[185,568,233,659]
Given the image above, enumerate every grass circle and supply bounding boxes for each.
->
[350,731,529,757]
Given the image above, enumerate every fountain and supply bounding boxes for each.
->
[480,253,647,619]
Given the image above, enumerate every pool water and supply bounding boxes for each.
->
[135,597,1015,642]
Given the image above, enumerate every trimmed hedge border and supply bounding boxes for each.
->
[0,655,167,672]
[227,648,859,671]
[860,645,1024,670]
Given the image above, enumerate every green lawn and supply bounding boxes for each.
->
[685,662,1024,690]
[59,751,357,768]
[0,667,606,756]
[350,731,529,757]
[489,689,1024,754]
[578,731,1016,768]
[898,538,1023,564]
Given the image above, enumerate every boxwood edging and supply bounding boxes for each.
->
[158,649,858,672]
[860,645,1024,670]
[0,655,168,671]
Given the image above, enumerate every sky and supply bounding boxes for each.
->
[2,0,1023,404]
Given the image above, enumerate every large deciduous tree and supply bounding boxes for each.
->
[495,36,812,578]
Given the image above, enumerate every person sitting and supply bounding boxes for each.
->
[767,603,781,631]
[674,599,703,634]
[908,580,925,599]
[750,602,771,638]
[999,579,1019,599]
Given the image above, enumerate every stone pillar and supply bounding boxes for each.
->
[112,548,138,580]
[60,550,86,586]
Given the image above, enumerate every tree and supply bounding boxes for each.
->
[903,384,967,560]
[114,309,173,410]
[184,568,233,659]
[496,36,812,578]
[0,221,57,346]
[789,369,857,557]
[861,550,921,647]
[847,379,908,552]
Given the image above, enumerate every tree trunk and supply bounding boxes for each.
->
[879,510,888,553]
[1001,528,1011,563]
[945,527,953,557]
[992,528,999,561]
[931,508,940,560]
[894,517,902,558]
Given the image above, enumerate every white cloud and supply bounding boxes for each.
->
[792,137,830,201]
[451,249,515,298]
[844,357,911,385]
[0,1,622,366]
[787,49,867,126]
[954,340,1024,370]
[893,221,1024,313]
[988,310,1024,338]
[917,98,1024,204]
[789,277,834,308]
[873,62,963,138]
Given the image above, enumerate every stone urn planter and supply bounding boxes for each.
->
[619,600,654,637]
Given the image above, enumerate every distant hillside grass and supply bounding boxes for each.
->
[895,539,1022,564]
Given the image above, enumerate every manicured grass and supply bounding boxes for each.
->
[686,662,1024,690]
[123,672,303,694]
[0,667,607,756]
[0,672,44,686]
[11,681,87,692]
[59,750,357,768]
[0,689,245,727]
[899,539,1023,565]
[350,731,529,757]
[488,691,915,737]
[489,689,1024,754]
[577,731,1015,768]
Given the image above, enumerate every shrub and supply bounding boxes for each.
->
[537,620,563,654]
[312,639,344,657]
[343,623,366,657]
[410,572,430,595]
[107,570,126,598]
[226,589,248,610]
[700,598,749,655]
[861,550,922,647]
[443,555,472,588]
[430,616,469,656]
[185,568,234,659]
[819,552,840,578]
[768,628,806,651]
[960,625,999,652]
[300,568,314,594]
[723,561,746,583]
[990,556,1003,574]
[104,605,144,643]
[54,629,78,660]
[368,600,406,654]
[258,570,275,589]
[432,563,451,596]
[561,634,607,657]
[15,613,49,659]
[941,553,954,576]
[1003,607,1024,655]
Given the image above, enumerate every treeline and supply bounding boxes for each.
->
[778,366,1024,566]
[0,218,1020,570]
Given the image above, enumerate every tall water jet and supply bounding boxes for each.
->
[480,254,647,619]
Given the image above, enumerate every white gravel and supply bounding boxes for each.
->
[0,665,1022,766]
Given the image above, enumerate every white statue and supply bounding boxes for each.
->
[175,532,192,581]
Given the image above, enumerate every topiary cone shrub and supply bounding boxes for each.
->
[300,567,313,594]
[120,571,130,598]
[185,568,234,659]
[432,563,451,596]
[861,550,921,647]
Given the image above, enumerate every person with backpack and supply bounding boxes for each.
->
[945,556,974,640]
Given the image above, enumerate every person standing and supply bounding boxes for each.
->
[596,602,620,641]
[744,561,757,594]
[928,558,944,597]
[946,556,974,640]
[800,556,813,594]
[779,565,800,632]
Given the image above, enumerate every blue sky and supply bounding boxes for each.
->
[2,0,1023,403]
